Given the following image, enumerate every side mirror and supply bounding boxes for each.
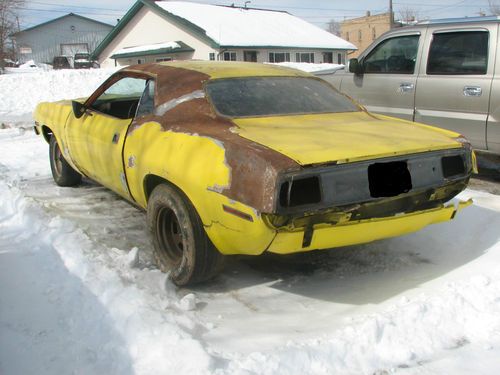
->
[348,58,363,75]
[72,100,87,119]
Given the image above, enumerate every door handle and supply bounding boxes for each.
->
[398,82,414,93]
[112,133,120,144]
[463,86,482,97]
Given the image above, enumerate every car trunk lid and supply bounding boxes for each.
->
[232,111,462,165]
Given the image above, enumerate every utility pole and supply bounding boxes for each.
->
[389,0,394,29]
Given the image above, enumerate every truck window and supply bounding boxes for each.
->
[363,35,419,74]
[427,31,488,75]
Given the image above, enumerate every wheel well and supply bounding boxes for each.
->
[144,174,177,203]
[41,125,53,143]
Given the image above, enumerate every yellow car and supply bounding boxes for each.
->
[34,61,475,286]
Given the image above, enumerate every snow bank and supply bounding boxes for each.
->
[269,62,345,73]
[0,68,116,124]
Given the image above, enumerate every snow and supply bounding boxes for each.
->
[0,68,116,125]
[1,69,500,374]
[156,1,356,50]
[270,62,345,73]
[113,41,181,56]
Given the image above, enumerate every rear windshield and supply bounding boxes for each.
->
[206,77,360,117]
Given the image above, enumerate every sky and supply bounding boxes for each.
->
[16,0,497,31]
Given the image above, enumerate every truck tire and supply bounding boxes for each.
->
[147,183,225,286]
[49,136,81,186]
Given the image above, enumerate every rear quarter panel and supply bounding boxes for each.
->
[123,121,277,255]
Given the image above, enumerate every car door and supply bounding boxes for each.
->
[338,31,423,121]
[414,27,495,150]
[65,74,151,198]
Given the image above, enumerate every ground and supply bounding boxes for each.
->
[0,69,500,375]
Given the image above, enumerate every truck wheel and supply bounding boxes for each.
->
[147,183,225,286]
[49,136,81,186]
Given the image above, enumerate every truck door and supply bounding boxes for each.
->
[486,25,500,153]
[338,32,422,121]
[414,27,495,150]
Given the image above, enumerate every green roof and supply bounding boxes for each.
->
[110,41,194,59]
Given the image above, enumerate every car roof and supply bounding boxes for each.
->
[128,61,312,79]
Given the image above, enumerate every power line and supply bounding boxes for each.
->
[27,1,128,12]
[15,6,125,16]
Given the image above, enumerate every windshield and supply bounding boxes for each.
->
[206,77,360,117]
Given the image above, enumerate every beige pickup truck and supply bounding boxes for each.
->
[318,16,500,156]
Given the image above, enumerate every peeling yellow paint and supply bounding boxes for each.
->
[123,122,275,255]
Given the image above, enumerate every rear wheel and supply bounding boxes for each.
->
[49,136,81,186]
[147,183,225,286]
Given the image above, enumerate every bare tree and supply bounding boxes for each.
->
[398,6,419,25]
[0,0,24,72]
[326,19,341,36]
[489,0,500,15]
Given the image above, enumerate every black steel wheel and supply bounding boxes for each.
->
[49,136,81,187]
[147,183,225,286]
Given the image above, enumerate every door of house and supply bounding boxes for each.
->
[244,51,257,62]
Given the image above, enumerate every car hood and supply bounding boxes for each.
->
[232,111,463,165]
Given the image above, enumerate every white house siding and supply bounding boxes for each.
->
[13,15,112,64]
[99,7,216,68]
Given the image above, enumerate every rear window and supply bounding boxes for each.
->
[206,77,359,117]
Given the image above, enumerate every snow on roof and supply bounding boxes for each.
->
[113,41,181,56]
[155,2,357,50]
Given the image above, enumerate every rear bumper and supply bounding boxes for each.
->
[267,199,472,254]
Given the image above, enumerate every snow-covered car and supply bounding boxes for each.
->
[33,61,476,286]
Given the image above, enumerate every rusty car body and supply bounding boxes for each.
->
[34,61,475,285]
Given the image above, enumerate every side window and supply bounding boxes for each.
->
[90,77,148,119]
[363,35,419,74]
[136,80,155,118]
[427,31,488,75]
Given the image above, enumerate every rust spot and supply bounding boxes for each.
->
[128,155,136,168]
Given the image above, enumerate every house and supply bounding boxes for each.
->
[11,13,113,65]
[340,12,396,58]
[93,0,356,67]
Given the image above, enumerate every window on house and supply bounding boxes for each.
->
[372,28,376,40]
[427,31,488,75]
[358,30,362,42]
[338,53,342,64]
[269,52,290,63]
[223,51,237,61]
[296,53,315,63]
[209,53,215,61]
[323,52,333,63]
[346,31,349,41]
[155,57,172,62]
[137,59,145,64]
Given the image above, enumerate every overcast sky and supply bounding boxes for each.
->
[18,0,495,30]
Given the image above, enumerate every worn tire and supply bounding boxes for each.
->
[147,183,225,286]
[49,136,81,187]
